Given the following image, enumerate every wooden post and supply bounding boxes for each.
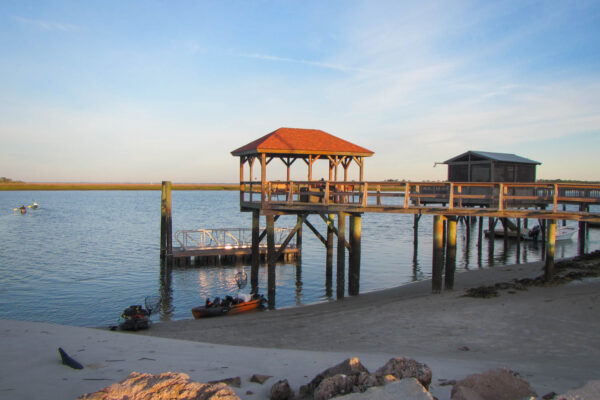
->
[296,214,303,258]
[160,181,173,265]
[516,218,521,264]
[336,212,346,298]
[578,204,587,255]
[413,214,421,247]
[266,215,276,309]
[444,217,457,290]
[326,214,334,296]
[432,215,444,293]
[348,214,361,296]
[477,216,483,248]
[251,210,260,293]
[545,219,556,281]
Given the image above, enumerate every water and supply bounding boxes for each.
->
[0,190,597,327]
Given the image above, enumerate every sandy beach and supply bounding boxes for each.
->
[1,258,599,399]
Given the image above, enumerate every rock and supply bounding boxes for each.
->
[558,379,600,399]
[208,376,241,388]
[77,371,240,399]
[270,379,294,400]
[356,371,378,392]
[451,369,537,400]
[337,378,434,399]
[300,358,369,397]
[250,374,273,384]
[314,374,357,400]
[375,357,432,389]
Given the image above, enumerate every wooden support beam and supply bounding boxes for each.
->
[326,213,334,296]
[444,217,457,290]
[348,214,361,296]
[274,214,307,260]
[544,219,556,281]
[160,181,173,265]
[337,212,347,298]
[296,214,303,258]
[251,210,259,293]
[304,218,327,246]
[258,215,280,243]
[432,215,445,293]
[266,215,276,309]
[318,213,351,250]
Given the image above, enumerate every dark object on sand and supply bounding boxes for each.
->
[191,294,266,319]
[58,347,84,369]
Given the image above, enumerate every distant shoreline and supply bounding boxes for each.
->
[0,182,240,191]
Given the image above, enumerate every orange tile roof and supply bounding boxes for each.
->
[231,127,374,157]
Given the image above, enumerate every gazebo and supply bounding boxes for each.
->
[231,127,374,305]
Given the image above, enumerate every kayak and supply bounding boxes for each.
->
[191,296,265,319]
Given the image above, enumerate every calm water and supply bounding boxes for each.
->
[1,190,598,327]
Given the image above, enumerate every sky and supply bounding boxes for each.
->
[1,0,599,183]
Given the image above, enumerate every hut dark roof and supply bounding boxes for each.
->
[231,127,374,157]
[443,150,541,165]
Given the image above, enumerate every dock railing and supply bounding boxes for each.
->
[175,227,295,251]
[239,180,600,212]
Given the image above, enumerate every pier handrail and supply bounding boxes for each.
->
[239,180,600,220]
[175,227,295,250]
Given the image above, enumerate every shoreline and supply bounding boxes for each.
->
[1,258,599,399]
[0,182,240,191]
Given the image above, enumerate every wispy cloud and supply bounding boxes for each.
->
[12,16,77,32]
[239,52,368,73]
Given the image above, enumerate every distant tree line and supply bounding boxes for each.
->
[0,177,22,183]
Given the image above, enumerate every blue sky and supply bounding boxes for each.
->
[1,0,599,182]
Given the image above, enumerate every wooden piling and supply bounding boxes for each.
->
[444,217,457,290]
[160,181,173,265]
[545,219,556,281]
[579,204,588,255]
[266,214,276,309]
[326,214,334,297]
[336,212,346,298]
[251,211,260,293]
[432,215,444,293]
[348,214,361,296]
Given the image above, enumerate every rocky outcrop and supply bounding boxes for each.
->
[77,371,240,400]
[338,378,434,400]
[299,358,374,399]
[374,357,432,389]
[270,379,295,400]
[450,369,537,400]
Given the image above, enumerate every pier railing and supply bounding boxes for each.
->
[239,180,600,213]
[175,227,295,251]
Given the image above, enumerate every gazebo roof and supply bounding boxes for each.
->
[231,127,374,157]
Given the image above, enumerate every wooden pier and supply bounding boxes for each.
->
[161,127,600,309]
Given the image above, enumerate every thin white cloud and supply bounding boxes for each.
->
[11,16,77,32]
[239,52,368,73]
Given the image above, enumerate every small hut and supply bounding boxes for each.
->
[443,150,540,183]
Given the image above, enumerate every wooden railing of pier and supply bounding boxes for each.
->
[239,180,600,222]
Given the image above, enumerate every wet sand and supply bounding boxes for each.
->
[1,259,599,399]
[139,259,600,396]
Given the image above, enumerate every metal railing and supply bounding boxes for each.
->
[175,227,295,250]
